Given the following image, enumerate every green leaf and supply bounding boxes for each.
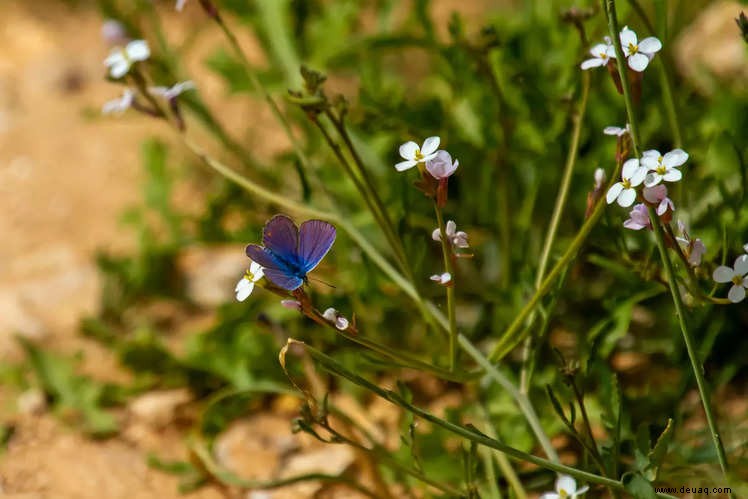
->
[19,338,118,437]
[647,419,674,481]
[622,472,657,499]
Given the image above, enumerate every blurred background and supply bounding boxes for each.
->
[1,0,746,498]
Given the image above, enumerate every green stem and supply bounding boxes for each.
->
[435,203,458,371]
[302,342,679,499]
[213,14,312,172]
[519,69,591,391]
[488,155,623,362]
[459,335,559,463]
[605,0,731,490]
[649,206,732,487]
[325,110,412,278]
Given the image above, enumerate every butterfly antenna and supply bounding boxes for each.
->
[309,276,336,289]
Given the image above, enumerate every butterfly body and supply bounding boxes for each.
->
[246,215,336,291]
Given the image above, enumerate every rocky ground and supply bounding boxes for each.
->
[0,1,745,498]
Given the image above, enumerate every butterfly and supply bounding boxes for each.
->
[245,214,336,291]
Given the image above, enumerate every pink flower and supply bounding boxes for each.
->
[642,184,675,216]
[623,203,651,230]
[425,150,459,180]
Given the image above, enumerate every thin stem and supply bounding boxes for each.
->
[325,110,412,277]
[476,406,526,499]
[435,203,458,371]
[302,341,679,499]
[649,206,732,488]
[570,380,607,476]
[459,335,559,463]
[212,14,313,172]
[519,69,591,391]
[626,0,683,147]
[488,155,623,362]
[605,0,732,490]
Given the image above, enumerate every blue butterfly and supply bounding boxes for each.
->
[245,215,337,291]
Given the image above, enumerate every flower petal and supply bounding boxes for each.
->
[395,160,417,172]
[640,155,660,170]
[126,40,150,61]
[421,136,441,156]
[663,149,688,167]
[581,58,605,70]
[728,284,746,303]
[603,126,623,135]
[644,172,662,188]
[628,53,650,72]
[432,228,442,241]
[713,266,735,283]
[617,188,637,207]
[622,158,640,179]
[623,219,646,230]
[606,183,624,204]
[629,166,647,187]
[556,475,578,496]
[539,495,561,499]
[250,261,264,280]
[619,26,638,47]
[446,220,456,236]
[638,37,662,54]
[235,279,254,301]
[735,254,748,275]
[399,141,419,160]
[109,60,130,78]
[662,168,682,182]
[575,485,590,496]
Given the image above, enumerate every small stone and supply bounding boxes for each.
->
[128,389,192,427]
[17,388,47,415]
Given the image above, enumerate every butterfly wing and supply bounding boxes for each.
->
[298,220,336,273]
[262,215,299,264]
[245,244,304,290]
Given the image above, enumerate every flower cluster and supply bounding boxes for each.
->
[582,26,661,72]
[606,149,686,211]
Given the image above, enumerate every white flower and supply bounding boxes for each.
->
[540,474,589,499]
[102,89,136,115]
[642,149,688,187]
[322,308,349,330]
[432,220,469,248]
[105,39,150,79]
[430,272,452,285]
[611,26,662,72]
[395,136,440,172]
[603,124,630,137]
[606,158,647,207]
[425,150,459,179]
[149,80,195,100]
[235,261,264,301]
[175,0,188,11]
[713,255,748,303]
[581,36,615,70]
[642,184,675,216]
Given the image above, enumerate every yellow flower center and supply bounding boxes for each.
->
[598,51,607,59]
[245,269,257,281]
[414,148,424,161]
[628,42,639,54]
[732,275,743,286]
[655,157,666,174]
[622,179,631,189]
[559,490,569,499]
